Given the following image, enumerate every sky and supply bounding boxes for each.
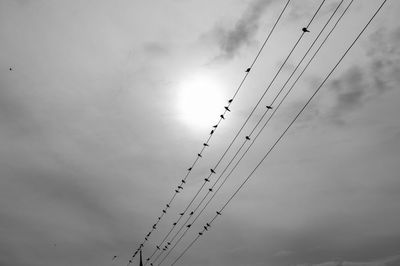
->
[0,0,400,266]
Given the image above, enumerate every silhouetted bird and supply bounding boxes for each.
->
[206,223,211,227]
[145,237,148,240]
[224,106,231,112]
[166,204,170,208]
[203,143,209,147]
[147,233,151,237]
[129,260,132,264]
[175,189,180,193]
[112,255,117,260]
[153,224,156,228]
[216,211,222,215]
[213,124,218,128]
[246,67,251,72]
[167,242,171,245]
[228,99,233,103]
[181,179,186,184]
[220,114,225,119]
[209,188,213,192]
[187,224,192,228]
[157,217,161,220]
[173,222,177,226]
[210,130,215,135]
[178,185,183,190]
[204,178,210,182]
[204,226,208,231]
[163,247,166,251]
[156,245,160,250]
[190,211,194,215]
[162,210,166,213]
[147,258,150,261]
[210,169,216,174]
[198,153,202,157]
[188,167,192,171]
[266,105,273,109]
[180,212,185,216]
[245,136,250,140]
[199,232,203,235]
[9,67,13,71]
[302,27,310,33]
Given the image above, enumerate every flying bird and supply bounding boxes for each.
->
[302,27,310,33]
[224,106,231,112]
[246,67,251,72]
[266,105,273,109]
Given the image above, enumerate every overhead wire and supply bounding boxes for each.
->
[129,0,292,261]
[155,0,350,264]
[169,1,388,265]
[136,0,293,264]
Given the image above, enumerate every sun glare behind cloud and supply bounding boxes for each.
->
[177,74,226,130]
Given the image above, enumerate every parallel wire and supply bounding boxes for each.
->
[129,0,291,260]
[157,0,350,264]
[139,1,292,264]
[150,0,328,264]
[169,1,388,265]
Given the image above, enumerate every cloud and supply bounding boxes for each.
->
[211,0,276,60]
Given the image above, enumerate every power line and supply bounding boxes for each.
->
[169,1,388,265]
[137,1,293,264]
[129,0,292,260]
[156,0,351,264]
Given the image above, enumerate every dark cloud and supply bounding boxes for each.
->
[212,0,275,60]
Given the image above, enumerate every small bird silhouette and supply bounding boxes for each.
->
[162,210,166,213]
[213,124,218,128]
[209,188,213,192]
[204,178,210,182]
[187,224,192,228]
[156,245,160,250]
[216,211,222,215]
[175,189,180,193]
[266,105,273,109]
[245,136,250,140]
[173,222,177,226]
[228,99,233,103]
[246,67,251,72]
[181,179,186,184]
[167,242,171,245]
[210,130,215,135]
[206,223,211,227]
[166,204,170,208]
[112,255,117,260]
[180,212,185,216]
[178,185,183,190]
[188,167,192,171]
[199,232,203,235]
[204,226,208,231]
[190,211,194,215]
[153,224,156,229]
[220,114,225,119]
[203,143,209,147]
[198,153,202,157]
[224,106,231,112]
[302,27,310,33]
[210,169,216,174]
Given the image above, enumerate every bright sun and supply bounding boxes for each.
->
[177,74,226,130]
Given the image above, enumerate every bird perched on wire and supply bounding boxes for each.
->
[302,27,310,33]
[245,67,251,72]
[220,114,225,119]
[266,105,273,109]
[224,106,231,112]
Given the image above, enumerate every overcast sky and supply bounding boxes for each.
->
[1,1,400,266]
